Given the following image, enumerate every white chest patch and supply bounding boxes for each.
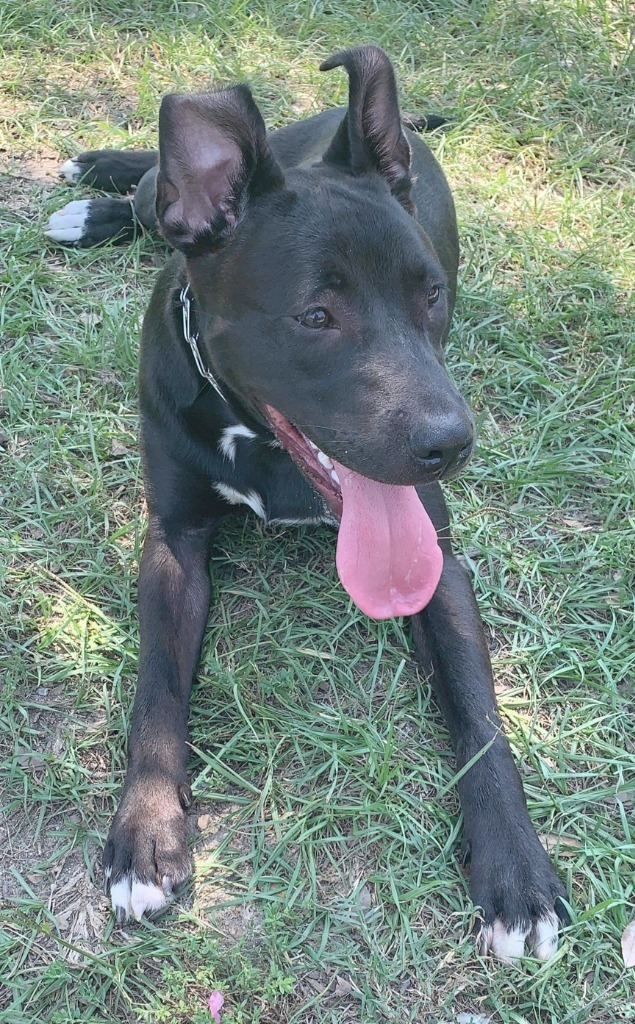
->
[268,515,329,526]
[212,484,336,527]
[218,423,257,463]
[214,483,266,519]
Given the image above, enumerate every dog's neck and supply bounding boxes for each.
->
[178,284,227,403]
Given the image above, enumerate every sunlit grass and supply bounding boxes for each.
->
[1,1,634,1022]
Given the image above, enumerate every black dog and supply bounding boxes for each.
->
[46,46,566,961]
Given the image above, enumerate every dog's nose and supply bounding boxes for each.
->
[409,422,473,476]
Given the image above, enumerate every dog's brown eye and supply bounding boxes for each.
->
[297,307,333,329]
[428,285,441,306]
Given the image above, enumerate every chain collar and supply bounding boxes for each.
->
[179,284,226,402]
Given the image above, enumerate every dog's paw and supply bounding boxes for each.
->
[58,153,116,188]
[59,158,84,184]
[103,777,192,923]
[477,910,560,962]
[56,149,150,191]
[467,826,568,963]
[45,199,92,243]
[45,198,134,247]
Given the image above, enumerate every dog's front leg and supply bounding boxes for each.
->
[103,515,220,922]
[411,484,567,962]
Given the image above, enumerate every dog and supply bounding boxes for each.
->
[45,45,567,961]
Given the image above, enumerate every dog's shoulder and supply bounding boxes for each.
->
[138,255,332,526]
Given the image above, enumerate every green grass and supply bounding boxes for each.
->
[1,1,634,1021]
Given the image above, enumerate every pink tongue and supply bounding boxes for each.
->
[334,460,443,619]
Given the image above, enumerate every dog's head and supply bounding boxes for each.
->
[155,46,474,617]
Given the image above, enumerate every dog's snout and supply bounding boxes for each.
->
[409,420,474,477]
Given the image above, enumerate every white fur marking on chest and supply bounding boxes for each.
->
[218,423,257,463]
[268,516,327,526]
[214,483,265,519]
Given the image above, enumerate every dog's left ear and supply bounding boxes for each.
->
[156,85,284,255]
[320,45,413,212]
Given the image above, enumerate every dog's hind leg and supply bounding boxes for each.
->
[59,149,158,193]
[46,161,159,247]
[45,197,137,246]
[401,112,448,133]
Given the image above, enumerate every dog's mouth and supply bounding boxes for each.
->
[264,406,344,520]
[264,405,443,619]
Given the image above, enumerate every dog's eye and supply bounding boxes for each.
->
[427,285,441,306]
[297,307,335,330]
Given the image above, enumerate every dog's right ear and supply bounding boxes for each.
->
[156,85,284,255]
[319,46,413,212]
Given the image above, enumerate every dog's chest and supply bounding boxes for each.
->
[205,412,335,527]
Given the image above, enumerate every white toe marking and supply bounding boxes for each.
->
[59,158,81,183]
[44,200,91,242]
[491,920,528,961]
[214,483,265,519]
[52,199,90,215]
[218,423,257,463]
[110,877,132,917]
[532,911,559,961]
[479,919,530,962]
[481,913,559,962]
[110,872,168,920]
[129,877,167,920]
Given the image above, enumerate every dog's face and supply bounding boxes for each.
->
[156,47,473,517]
[188,174,472,490]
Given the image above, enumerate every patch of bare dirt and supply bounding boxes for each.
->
[1,147,62,223]
[191,800,265,943]
[2,146,62,183]
[0,801,108,953]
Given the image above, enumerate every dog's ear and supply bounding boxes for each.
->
[156,85,284,255]
[320,46,413,212]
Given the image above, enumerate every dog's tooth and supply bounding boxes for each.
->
[317,451,333,470]
[331,469,340,486]
[308,440,318,451]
